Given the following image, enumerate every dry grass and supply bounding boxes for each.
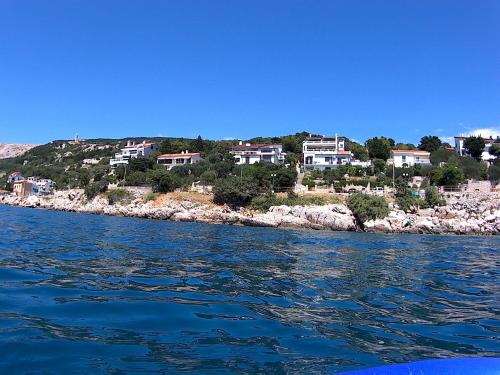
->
[299,190,346,203]
[152,191,215,207]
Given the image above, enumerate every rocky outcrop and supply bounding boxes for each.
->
[0,143,38,159]
[364,195,500,235]
[1,190,498,235]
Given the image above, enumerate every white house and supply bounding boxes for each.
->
[34,179,56,195]
[389,149,431,168]
[230,142,285,165]
[157,151,202,170]
[302,136,352,170]
[7,172,24,184]
[110,140,158,167]
[454,135,498,163]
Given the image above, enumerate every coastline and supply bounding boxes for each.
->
[1,189,499,235]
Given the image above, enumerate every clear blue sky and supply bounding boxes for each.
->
[1,0,499,144]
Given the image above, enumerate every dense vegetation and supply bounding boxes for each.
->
[1,133,498,210]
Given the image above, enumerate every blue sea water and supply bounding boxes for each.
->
[0,205,498,373]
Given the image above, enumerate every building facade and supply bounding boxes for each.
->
[302,136,352,170]
[230,142,285,165]
[13,180,37,197]
[7,172,24,184]
[110,140,158,166]
[389,149,431,168]
[454,135,499,163]
[157,151,202,170]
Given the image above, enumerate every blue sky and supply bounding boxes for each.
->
[1,0,499,144]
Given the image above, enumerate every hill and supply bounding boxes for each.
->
[0,144,38,159]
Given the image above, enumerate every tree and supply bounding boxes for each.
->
[372,159,386,174]
[418,135,442,152]
[345,140,368,161]
[430,165,464,186]
[213,176,259,208]
[365,137,393,161]
[150,170,181,193]
[346,193,390,224]
[430,148,456,166]
[490,143,500,158]
[463,136,485,160]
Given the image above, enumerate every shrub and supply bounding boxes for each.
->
[84,181,108,200]
[199,170,217,185]
[213,176,259,208]
[106,188,132,205]
[124,171,148,186]
[396,194,419,213]
[347,193,389,223]
[249,192,328,212]
[150,170,182,193]
[423,186,445,208]
[143,192,156,203]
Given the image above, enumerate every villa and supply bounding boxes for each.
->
[230,142,285,165]
[302,135,352,170]
[110,140,158,167]
[13,180,37,197]
[7,172,24,184]
[157,151,202,170]
[389,149,431,168]
[454,135,499,163]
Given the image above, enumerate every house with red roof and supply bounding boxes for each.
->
[230,142,285,165]
[390,149,431,168]
[302,135,352,170]
[157,151,202,170]
[110,140,158,167]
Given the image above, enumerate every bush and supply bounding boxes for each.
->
[150,170,182,193]
[213,176,259,208]
[124,171,148,186]
[199,170,217,185]
[84,181,108,200]
[106,189,132,205]
[423,186,445,207]
[396,194,419,213]
[347,193,389,223]
[249,192,328,212]
[143,192,156,203]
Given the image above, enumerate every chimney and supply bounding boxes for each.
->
[186,150,189,154]
[127,140,131,147]
[246,143,251,147]
[239,141,243,146]
[181,151,184,154]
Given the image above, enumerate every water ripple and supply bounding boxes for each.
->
[0,205,499,373]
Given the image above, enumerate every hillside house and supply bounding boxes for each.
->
[303,136,352,170]
[157,151,202,170]
[230,142,285,165]
[110,140,158,167]
[388,150,431,168]
[454,135,499,164]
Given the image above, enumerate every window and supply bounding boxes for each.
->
[305,156,313,164]
[262,155,272,161]
[235,158,240,163]
[402,155,407,162]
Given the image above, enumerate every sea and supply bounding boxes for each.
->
[0,205,498,373]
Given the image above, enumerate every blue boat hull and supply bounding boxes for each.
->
[341,358,500,375]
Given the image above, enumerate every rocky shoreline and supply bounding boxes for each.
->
[1,190,499,235]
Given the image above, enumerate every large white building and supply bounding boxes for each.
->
[302,136,352,170]
[454,135,498,163]
[157,151,202,170]
[389,149,431,168]
[110,140,158,166]
[230,142,285,165]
